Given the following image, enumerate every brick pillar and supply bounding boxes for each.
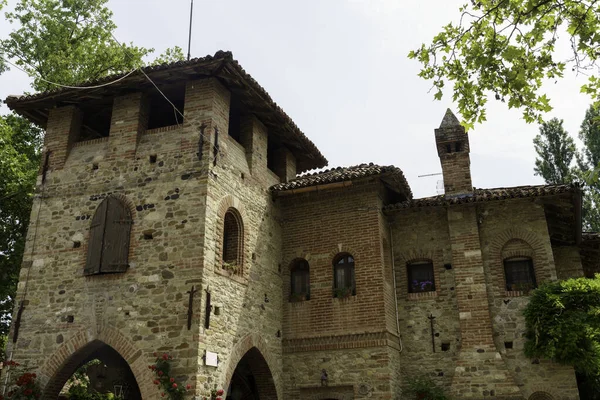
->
[240,115,268,173]
[44,106,82,169]
[435,109,472,195]
[183,78,231,167]
[448,206,521,399]
[271,147,296,182]
[108,93,148,159]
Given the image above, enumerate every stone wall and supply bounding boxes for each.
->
[5,77,286,400]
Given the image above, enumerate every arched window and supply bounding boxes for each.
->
[333,253,356,298]
[407,260,435,293]
[85,196,133,275]
[290,259,310,302]
[222,208,243,273]
[504,256,537,292]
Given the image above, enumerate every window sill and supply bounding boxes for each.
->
[505,290,529,297]
[214,266,248,285]
[332,295,356,303]
[407,291,438,301]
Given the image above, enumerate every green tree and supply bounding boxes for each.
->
[524,276,600,395]
[0,115,42,341]
[534,118,575,184]
[409,0,600,129]
[1,0,152,92]
[576,106,600,231]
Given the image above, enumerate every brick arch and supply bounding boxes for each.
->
[39,325,157,400]
[489,228,551,293]
[223,333,281,399]
[215,195,249,276]
[107,193,137,220]
[527,389,555,400]
[396,249,442,297]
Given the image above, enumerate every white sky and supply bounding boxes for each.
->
[0,0,594,198]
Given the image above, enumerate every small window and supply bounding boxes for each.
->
[84,196,133,275]
[504,257,536,292]
[407,261,435,293]
[290,259,310,302]
[222,208,243,274]
[455,142,462,152]
[228,93,242,144]
[147,83,185,130]
[333,253,356,297]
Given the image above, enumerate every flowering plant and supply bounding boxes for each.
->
[0,360,41,400]
[202,388,224,400]
[148,353,192,400]
[411,280,435,293]
[333,286,353,299]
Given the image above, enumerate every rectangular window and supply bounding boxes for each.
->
[504,258,536,292]
[407,261,435,293]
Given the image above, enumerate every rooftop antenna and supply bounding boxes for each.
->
[418,172,444,195]
[187,0,194,61]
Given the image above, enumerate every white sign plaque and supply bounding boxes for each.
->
[205,351,218,367]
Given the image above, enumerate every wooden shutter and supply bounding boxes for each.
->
[84,199,109,275]
[100,197,133,273]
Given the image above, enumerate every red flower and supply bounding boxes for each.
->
[217,389,224,395]
[158,371,163,376]
[153,380,159,385]
[186,385,191,390]
[162,353,169,360]
[170,378,175,383]
[161,393,165,397]
[216,397,222,400]
[172,383,178,389]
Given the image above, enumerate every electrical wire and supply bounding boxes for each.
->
[1,57,137,91]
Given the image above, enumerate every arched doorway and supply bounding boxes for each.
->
[43,340,141,400]
[227,347,277,400]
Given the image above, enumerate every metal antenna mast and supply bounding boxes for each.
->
[187,0,194,61]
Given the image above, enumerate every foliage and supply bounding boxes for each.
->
[333,287,353,299]
[523,275,600,377]
[533,118,575,184]
[64,359,117,400]
[0,334,7,361]
[409,0,600,128]
[532,106,600,231]
[152,46,185,66]
[404,376,449,400]
[0,0,152,92]
[148,353,192,400]
[202,389,224,400]
[0,360,42,400]
[0,115,43,340]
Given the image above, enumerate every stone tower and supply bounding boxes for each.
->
[435,109,472,195]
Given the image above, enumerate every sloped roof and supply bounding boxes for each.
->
[384,183,578,211]
[4,50,327,173]
[270,163,413,198]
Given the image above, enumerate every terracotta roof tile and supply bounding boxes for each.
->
[5,50,327,172]
[270,163,412,197]
[384,183,579,211]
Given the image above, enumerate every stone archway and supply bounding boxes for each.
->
[42,340,142,400]
[226,347,277,400]
[39,326,156,399]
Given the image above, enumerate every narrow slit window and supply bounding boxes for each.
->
[222,208,243,274]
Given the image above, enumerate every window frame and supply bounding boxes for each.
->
[407,260,436,294]
[290,259,310,302]
[333,253,356,298]
[503,256,537,292]
[221,208,244,274]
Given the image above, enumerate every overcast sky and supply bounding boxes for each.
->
[0,0,593,198]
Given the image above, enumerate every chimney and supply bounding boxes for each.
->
[435,109,472,195]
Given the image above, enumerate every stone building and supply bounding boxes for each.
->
[2,51,590,399]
